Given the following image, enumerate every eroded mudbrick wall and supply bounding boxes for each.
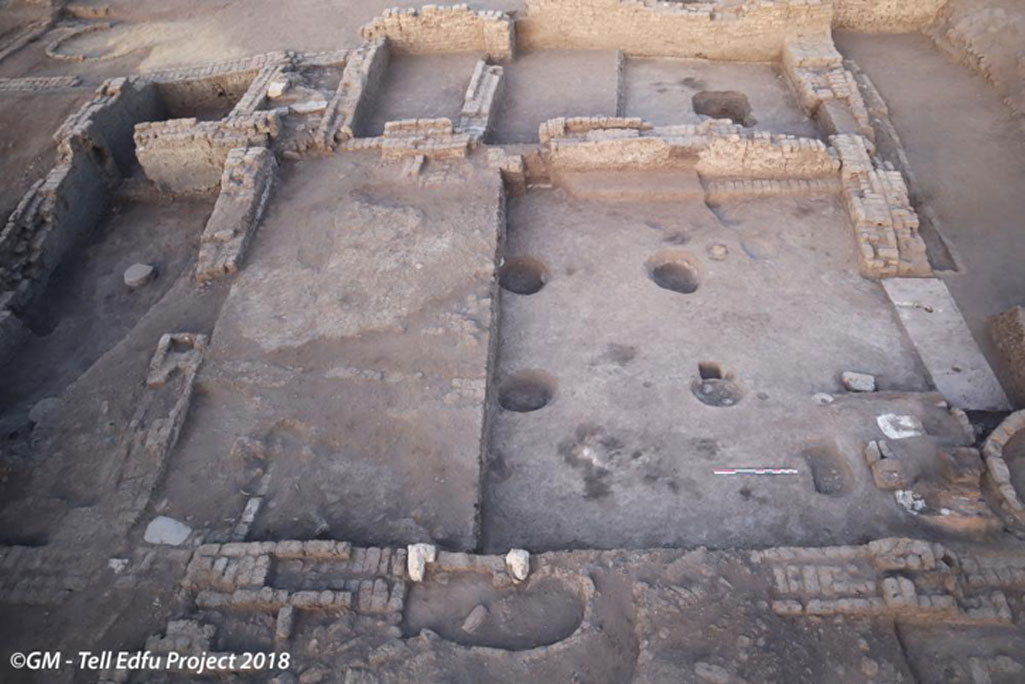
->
[517,0,833,60]
[833,0,948,33]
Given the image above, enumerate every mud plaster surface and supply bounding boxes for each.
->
[158,154,502,550]
[623,57,820,137]
[484,189,952,550]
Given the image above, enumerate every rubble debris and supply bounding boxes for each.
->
[461,603,488,633]
[123,263,156,289]
[842,371,877,392]
[876,413,924,440]
[694,662,731,684]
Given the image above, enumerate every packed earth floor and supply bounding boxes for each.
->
[2,0,1025,682]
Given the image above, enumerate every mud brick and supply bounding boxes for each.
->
[220,542,248,557]
[436,551,475,571]
[289,591,320,608]
[772,599,803,616]
[378,547,392,575]
[772,567,788,593]
[348,547,367,572]
[275,541,304,558]
[871,459,911,490]
[392,548,407,578]
[247,542,277,555]
[387,581,406,612]
[195,590,231,608]
[816,566,834,594]
[363,547,382,575]
[302,540,336,558]
[836,598,874,615]
[870,539,935,571]
[805,598,838,615]
[185,554,214,579]
[801,566,820,594]
[880,576,916,607]
[785,565,802,593]
[222,559,240,587]
[357,580,374,611]
[369,578,390,612]
[275,605,294,642]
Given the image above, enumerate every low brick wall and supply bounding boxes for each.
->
[360,5,514,61]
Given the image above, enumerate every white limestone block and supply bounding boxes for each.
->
[505,548,530,582]
[144,516,192,546]
[407,543,436,582]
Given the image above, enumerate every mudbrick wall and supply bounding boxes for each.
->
[457,59,504,139]
[55,77,165,176]
[833,0,948,32]
[379,118,472,161]
[517,0,834,60]
[0,77,158,365]
[317,40,389,147]
[782,36,874,139]
[540,118,839,179]
[196,147,277,282]
[133,113,279,194]
[0,52,293,365]
[765,537,1020,624]
[0,16,54,66]
[339,55,506,161]
[832,134,930,278]
[0,75,81,91]
[982,410,1025,530]
[0,3,950,368]
[33,535,1014,682]
[537,118,929,278]
[0,79,150,361]
[926,2,1025,122]
[360,5,515,61]
[0,149,107,312]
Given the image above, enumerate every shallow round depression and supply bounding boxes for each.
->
[402,573,585,651]
[690,363,743,407]
[499,257,549,295]
[646,251,701,294]
[692,90,757,127]
[691,378,744,407]
[498,370,557,412]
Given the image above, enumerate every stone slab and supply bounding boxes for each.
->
[883,278,1010,411]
